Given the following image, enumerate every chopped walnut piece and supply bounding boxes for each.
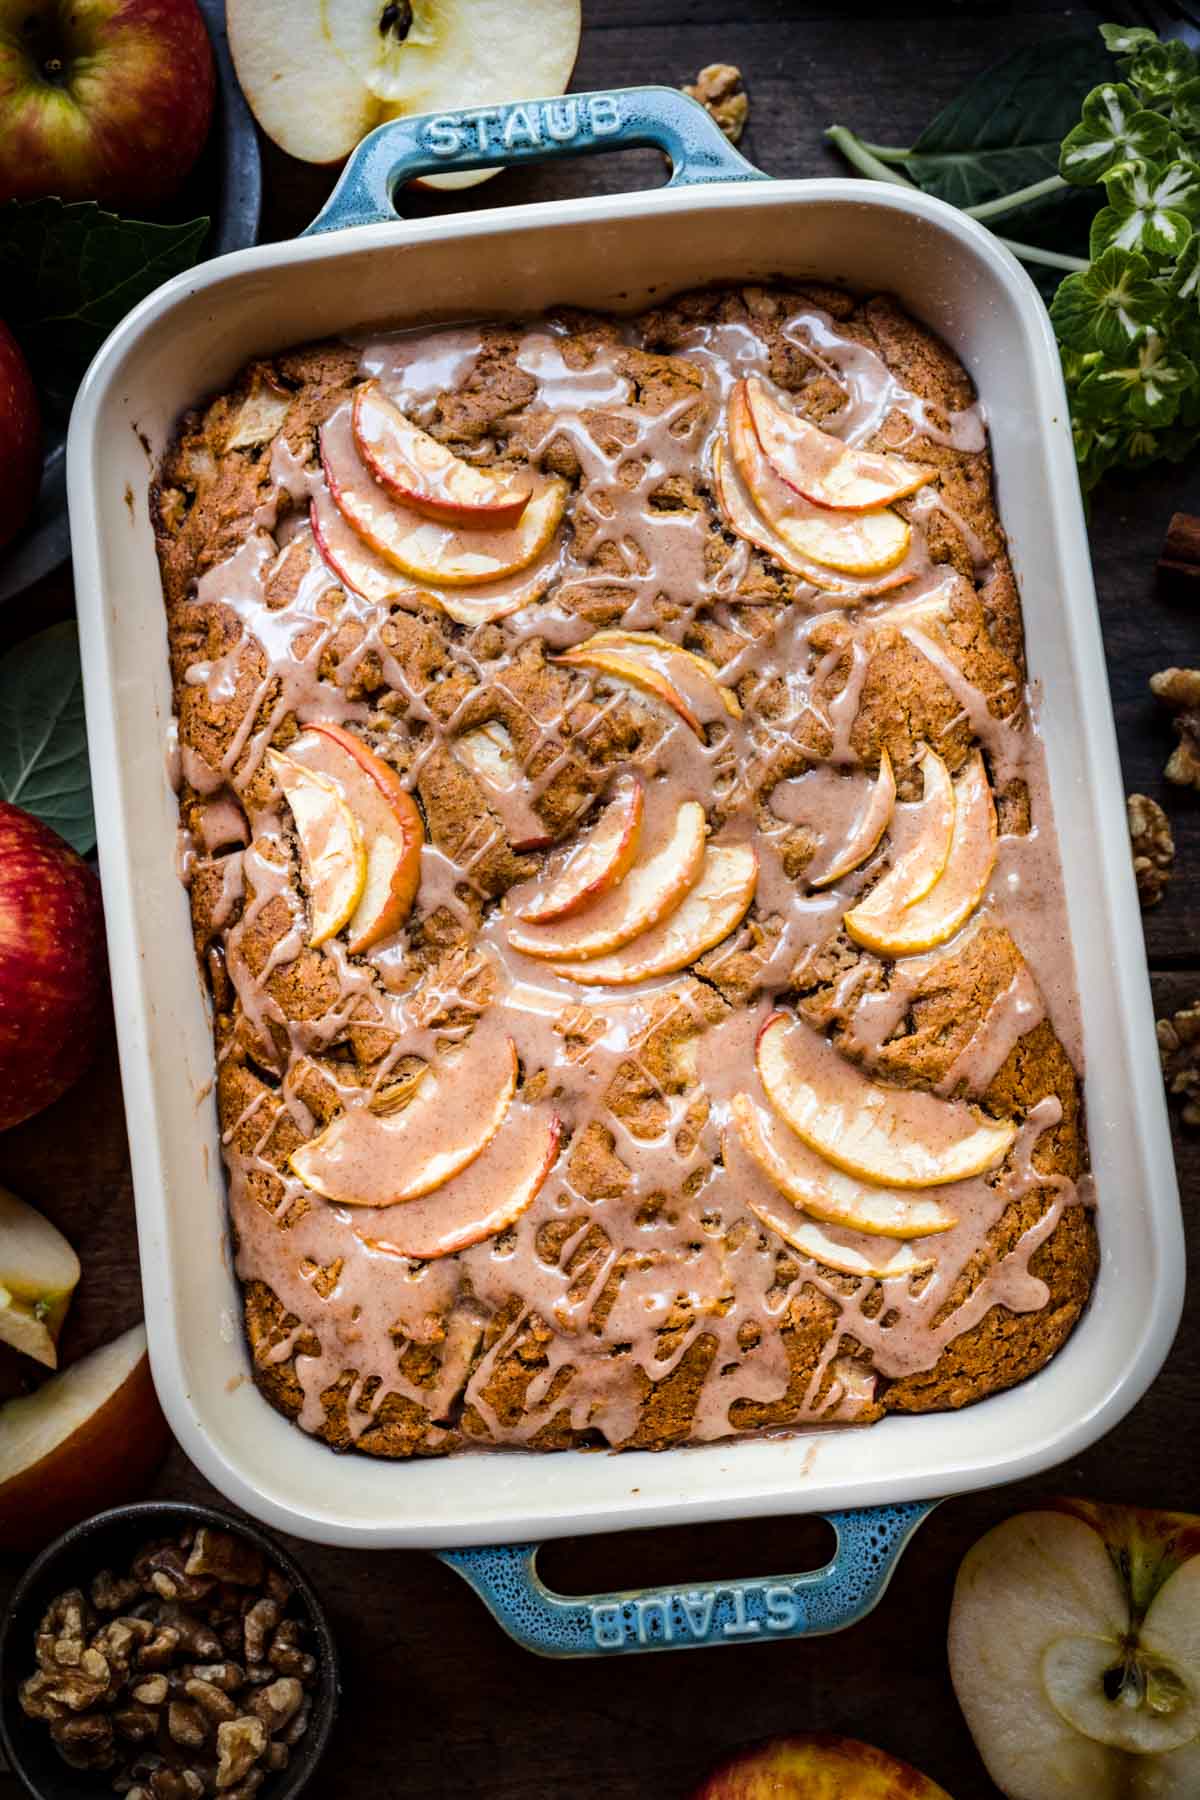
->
[1151,667,1200,789]
[185,1527,265,1588]
[50,1711,116,1770]
[1128,793,1175,907]
[215,1715,267,1789]
[683,63,749,143]
[1158,1000,1200,1126]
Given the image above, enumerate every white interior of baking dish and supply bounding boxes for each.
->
[68,180,1184,1547]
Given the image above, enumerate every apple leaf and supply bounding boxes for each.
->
[0,624,94,856]
[0,199,208,407]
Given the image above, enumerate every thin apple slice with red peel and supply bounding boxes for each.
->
[729,1094,955,1238]
[358,1109,562,1260]
[516,777,644,924]
[321,404,566,587]
[728,383,911,576]
[268,750,366,946]
[555,631,741,739]
[506,800,707,961]
[841,745,955,934]
[806,751,896,890]
[0,1185,81,1368]
[756,1013,1015,1188]
[287,723,423,952]
[846,751,996,957]
[950,1506,1200,1799]
[728,1158,936,1278]
[745,375,934,512]
[711,437,913,602]
[353,381,531,528]
[291,1031,518,1206]
[551,842,757,986]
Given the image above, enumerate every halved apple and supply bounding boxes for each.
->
[291,1031,518,1207]
[555,630,741,739]
[745,376,934,512]
[806,751,896,890]
[0,1185,80,1367]
[841,745,955,933]
[515,776,643,923]
[756,1013,1016,1188]
[846,751,996,957]
[690,1734,954,1799]
[0,1323,171,1554]
[353,382,530,528]
[322,404,566,587]
[552,842,757,986]
[287,723,423,953]
[711,437,913,602]
[506,800,707,962]
[729,1094,956,1238]
[728,383,911,576]
[268,749,366,946]
[358,1108,562,1260]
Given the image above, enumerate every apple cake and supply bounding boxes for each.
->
[154,282,1097,1458]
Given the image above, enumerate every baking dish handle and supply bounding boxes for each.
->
[303,85,768,235]
[437,1501,938,1657]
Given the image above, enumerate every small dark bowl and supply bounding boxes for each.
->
[0,1502,338,1800]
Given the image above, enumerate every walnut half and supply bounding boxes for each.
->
[1158,1001,1200,1127]
[1151,667,1200,790]
[1127,793,1174,907]
[683,64,749,143]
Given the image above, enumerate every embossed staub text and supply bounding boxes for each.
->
[589,1582,807,1651]
[422,95,624,160]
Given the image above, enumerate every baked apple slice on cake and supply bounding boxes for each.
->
[555,630,741,739]
[744,375,934,512]
[551,842,757,986]
[514,776,644,924]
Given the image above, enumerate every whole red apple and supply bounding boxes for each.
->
[0,319,40,548]
[0,0,214,208]
[0,803,105,1130]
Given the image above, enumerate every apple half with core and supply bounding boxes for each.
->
[756,1013,1016,1188]
[0,1322,171,1553]
[353,382,530,528]
[515,776,643,924]
[506,799,707,961]
[0,0,215,208]
[552,842,757,986]
[0,318,40,547]
[228,0,581,187]
[949,1501,1200,1799]
[291,1030,517,1206]
[744,375,934,512]
[689,1733,955,1799]
[359,1107,562,1260]
[555,630,741,739]
[0,802,106,1131]
[322,403,567,587]
[268,750,366,947]
[286,723,423,952]
[0,1184,80,1366]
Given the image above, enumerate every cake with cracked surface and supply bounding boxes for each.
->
[155,282,1097,1458]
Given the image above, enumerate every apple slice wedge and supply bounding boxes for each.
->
[806,751,896,890]
[729,1094,956,1238]
[745,375,934,512]
[506,799,707,962]
[728,382,911,576]
[841,745,956,933]
[711,437,914,602]
[555,631,741,739]
[321,404,566,587]
[0,1323,170,1553]
[515,776,644,923]
[268,750,366,946]
[291,1030,518,1207]
[551,842,757,986]
[0,1185,80,1367]
[358,1108,562,1260]
[756,1013,1016,1188]
[286,724,423,953]
[846,750,996,957]
[353,382,530,528]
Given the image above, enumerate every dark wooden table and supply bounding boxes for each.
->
[3,4,1198,1795]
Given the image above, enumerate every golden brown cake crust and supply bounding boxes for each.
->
[157,283,1096,1459]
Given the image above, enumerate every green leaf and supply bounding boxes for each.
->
[1050,247,1160,353]
[897,33,1117,211]
[1169,232,1200,303]
[0,199,208,405]
[1080,330,1196,423]
[1100,24,1159,57]
[1091,159,1200,256]
[1168,77,1200,139]
[1059,84,1175,185]
[1127,39,1199,105]
[0,623,94,855]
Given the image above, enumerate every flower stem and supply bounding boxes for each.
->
[825,126,920,189]
[997,237,1089,272]
[967,174,1071,221]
